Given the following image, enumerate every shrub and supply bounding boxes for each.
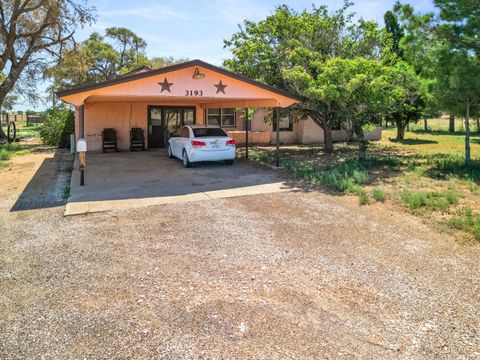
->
[372,188,386,202]
[40,105,74,147]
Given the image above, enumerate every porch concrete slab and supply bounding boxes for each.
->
[66,151,292,215]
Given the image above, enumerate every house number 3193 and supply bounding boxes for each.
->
[185,90,203,96]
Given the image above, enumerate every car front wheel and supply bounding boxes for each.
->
[167,144,174,158]
[225,160,234,165]
[182,150,191,168]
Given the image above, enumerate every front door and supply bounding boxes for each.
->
[148,107,164,148]
[148,106,196,148]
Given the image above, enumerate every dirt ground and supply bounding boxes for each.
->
[0,150,479,359]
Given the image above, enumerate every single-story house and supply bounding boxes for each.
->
[57,59,381,151]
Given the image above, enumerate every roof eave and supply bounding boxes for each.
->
[56,59,302,102]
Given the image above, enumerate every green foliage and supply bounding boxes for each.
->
[0,148,11,161]
[447,207,480,241]
[357,188,370,205]
[52,27,150,88]
[384,61,427,139]
[406,159,417,171]
[427,154,480,181]
[0,1,94,115]
[63,184,71,200]
[40,106,75,147]
[400,188,459,212]
[224,3,390,152]
[372,188,386,202]
[318,160,369,193]
[0,142,29,166]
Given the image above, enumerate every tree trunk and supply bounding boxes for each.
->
[465,102,471,167]
[323,123,334,153]
[476,118,480,134]
[449,112,455,133]
[0,102,5,140]
[358,138,368,161]
[396,120,406,140]
[424,118,428,131]
[308,111,334,153]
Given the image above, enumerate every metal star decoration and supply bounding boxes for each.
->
[214,80,227,94]
[159,78,174,93]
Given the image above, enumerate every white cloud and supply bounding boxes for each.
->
[99,4,190,21]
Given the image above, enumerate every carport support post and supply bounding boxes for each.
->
[275,107,280,167]
[79,105,85,138]
[79,105,85,186]
[244,108,249,160]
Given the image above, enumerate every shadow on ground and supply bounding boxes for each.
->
[67,150,291,205]
[388,138,438,145]
[11,150,74,211]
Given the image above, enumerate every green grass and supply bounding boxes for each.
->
[0,142,31,167]
[357,188,370,205]
[62,184,71,200]
[400,188,459,213]
[372,188,386,202]
[0,148,11,161]
[315,159,369,192]
[447,207,480,241]
[249,126,480,241]
[382,129,480,158]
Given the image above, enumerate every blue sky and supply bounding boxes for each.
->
[84,0,435,64]
[18,0,436,110]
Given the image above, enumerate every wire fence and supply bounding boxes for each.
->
[0,114,44,127]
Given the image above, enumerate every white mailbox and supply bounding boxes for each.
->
[76,138,87,152]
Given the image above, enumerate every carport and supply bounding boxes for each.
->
[65,151,292,215]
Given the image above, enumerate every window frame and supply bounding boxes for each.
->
[205,108,236,128]
[272,109,293,132]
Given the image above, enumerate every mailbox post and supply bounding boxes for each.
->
[76,138,87,186]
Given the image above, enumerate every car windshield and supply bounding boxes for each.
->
[193,128,228,137]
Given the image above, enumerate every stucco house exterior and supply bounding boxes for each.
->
[57,59,381,151]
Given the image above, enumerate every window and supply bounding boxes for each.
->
[272,110,293,131]
[221,108,235,127]
[193,128,228,137]
[206,108,236,127]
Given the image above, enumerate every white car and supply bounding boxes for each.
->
[168,125,236,167]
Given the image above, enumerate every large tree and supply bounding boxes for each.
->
[384,61,427,140]
[383,4,432,138]
[433,0,480,166]
[50,29,189,91]
[0,0,94,137]
[284,57,391,159]
[224,3,387,153]
[50,27,149,89]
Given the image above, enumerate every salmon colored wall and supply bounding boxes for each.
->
[76,101,382,152]
[80,102,206,151]
[227,131,271,145]
[61,65,297,108]
[248,110,325,145]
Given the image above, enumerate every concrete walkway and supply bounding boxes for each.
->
[65,151,292,215]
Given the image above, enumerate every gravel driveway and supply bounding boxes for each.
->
[0,151,479,359]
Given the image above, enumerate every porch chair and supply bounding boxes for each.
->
[101,128,118,153]
[130,127,145,151]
